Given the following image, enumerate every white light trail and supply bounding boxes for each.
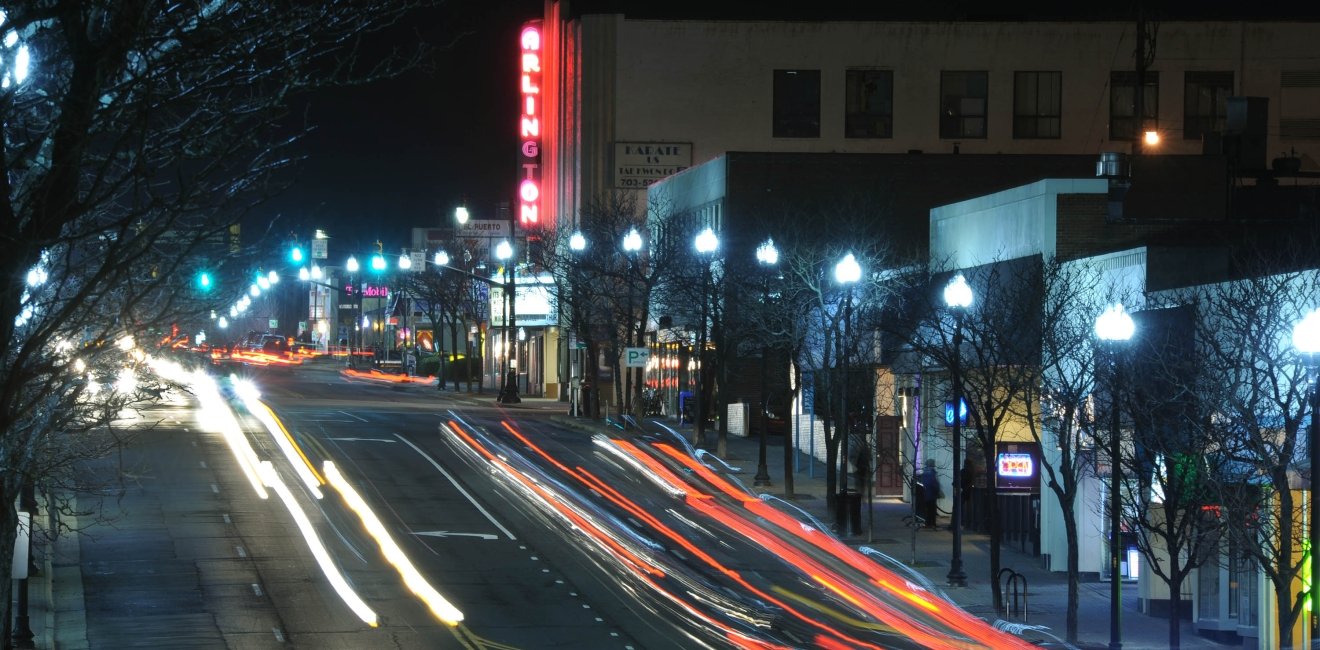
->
[234,381,324,499]
[323,461,465,626]
[258,461,379,628]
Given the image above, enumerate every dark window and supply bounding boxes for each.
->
[1279,70,1320,139]
[1013,71,1062,139]
[773,69,821,138]
[940,71,988,139]
[845,69,893,138]
[1110,71,1159,141]
[1183,71,1233,140]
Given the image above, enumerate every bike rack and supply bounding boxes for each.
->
[997,567,1028,622]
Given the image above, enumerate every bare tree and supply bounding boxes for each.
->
[402,238,481,390]
[903,256,1049,612]
[1181,267,1320,649]
[1117,302,1223,650]
[1012,256,1116,642]
[0,0,435,612]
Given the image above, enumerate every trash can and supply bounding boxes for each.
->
[834,488,865,536]
[678,391,694,424]
[847,490,863,536]
[836,490,862,536]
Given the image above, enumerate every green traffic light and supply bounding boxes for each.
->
[290,246,305,264]
[197,272,212,290]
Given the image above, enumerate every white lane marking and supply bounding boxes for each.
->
[412,530,498,540]
[251,583,263,597]
[337,410,369,422]
[235,545,247,558]
[222,514,232,525]
[326,437,397,443]
[394,434,517,541]
[210,483,220,494]
[199,461,207,468]
[273,627,285,642]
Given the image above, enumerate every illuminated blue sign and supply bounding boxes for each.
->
[943,398,968,426]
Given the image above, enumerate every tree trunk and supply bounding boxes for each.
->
[1064,502,1079,642]
[1169,568,1183,650]
[983,443,1004,613]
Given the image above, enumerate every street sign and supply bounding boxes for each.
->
[943,398,969,426]
[311,238,328,259]
[624,347,650,368]
[410,250,426,272]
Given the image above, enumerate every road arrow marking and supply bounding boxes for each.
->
[412,530,499,540]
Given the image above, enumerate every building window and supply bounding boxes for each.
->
[1013,71,1062,139]
[1109,71,1159,141]
[1183,71,1233,140]
[845,69,893,138]
[773,69,821,138]
[1280,70,1320,139]
[940,71,988,139]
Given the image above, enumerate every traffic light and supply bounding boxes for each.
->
[289,244,305,264]
[196,271,213,291]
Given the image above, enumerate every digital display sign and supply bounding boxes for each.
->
[995,442,1041,492]
[997,453,1034,478]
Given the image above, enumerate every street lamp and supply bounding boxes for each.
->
[1096,302,1135,650]
[754,238,779,488]
[943,273,973,587]
[346,255,360,363]
[299,263,325,350]
[693,226,719,448]
[623,227,643,415]
[496,239,520,404]
[1293,307,1320,648]
[834,253,862,534]
[568,231,588,416]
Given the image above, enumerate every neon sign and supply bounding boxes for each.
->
[997,452,1034,478]
[518,21,542,227]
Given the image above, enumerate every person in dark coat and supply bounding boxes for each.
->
[920,459,942,529]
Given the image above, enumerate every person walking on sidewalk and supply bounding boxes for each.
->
[920,459,942,529]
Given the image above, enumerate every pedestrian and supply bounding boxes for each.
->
[920,459,942,529]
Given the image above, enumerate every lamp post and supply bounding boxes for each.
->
[298,263,325,350]
[568,232,588,416]
[623,227,643,415]
[753,238,779,487]
[1293,307,1320,649]
[433,249,451,390]
[1096,302,1135,650]
[943,273,973,587]
[346,255,360,365]
[834,253,862,534]
[496,238,521,403]
[693,226,719,448]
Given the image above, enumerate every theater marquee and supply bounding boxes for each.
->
[518,21,543,227]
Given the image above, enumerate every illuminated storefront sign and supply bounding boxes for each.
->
[995,442,1041,491]
[997,453,1034,478]
[518,21,542,227]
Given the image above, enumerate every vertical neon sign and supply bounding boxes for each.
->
[518,21,542,227]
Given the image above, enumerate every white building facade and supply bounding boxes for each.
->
[533,7,1320,398]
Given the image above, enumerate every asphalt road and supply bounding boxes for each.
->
[70,359,1035,649]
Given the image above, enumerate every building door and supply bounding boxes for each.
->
[874,416,903,496]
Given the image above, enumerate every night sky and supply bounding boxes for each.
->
[253,1,1320,260]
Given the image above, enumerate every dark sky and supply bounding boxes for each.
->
[255,1,540,258]
[255,1,1320,259]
